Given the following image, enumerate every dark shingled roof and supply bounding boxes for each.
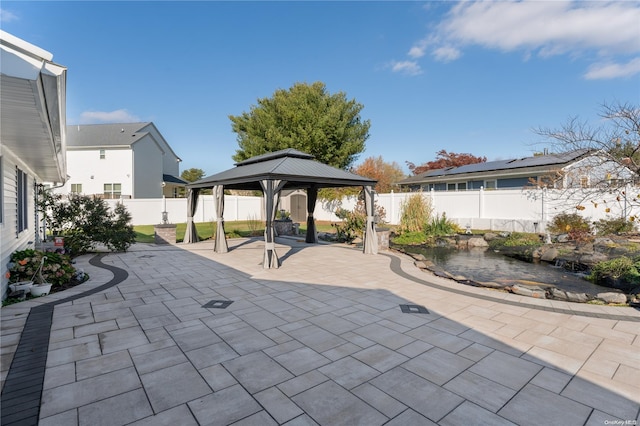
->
[188,149,376,191]
[399,149,593,184]
[162,174,188,185]
[66,123,152,148]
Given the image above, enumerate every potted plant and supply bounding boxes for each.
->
[30,257,52,297]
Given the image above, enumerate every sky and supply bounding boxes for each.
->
[2,1,639,177]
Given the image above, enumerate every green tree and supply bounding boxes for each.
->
[180,168,210,195]
[353,156,405,193]
[181,168,206,183]
[230,81,370,169]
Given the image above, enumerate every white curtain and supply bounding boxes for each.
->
[184,188,200,244]
[363,185,378,255]
[214,185,228,253]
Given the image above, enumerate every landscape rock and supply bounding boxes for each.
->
[483,232,499,241]
[556,234,570,243]
[411,253,427,261]
[596,292,627,304]
[577,252,608,266]
[510,284,547,299]
[548,287,568,300]
[565,291,590,303]
[540,247,559,262]
[467,237,489,248]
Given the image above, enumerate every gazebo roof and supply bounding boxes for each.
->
[188,148,377,191]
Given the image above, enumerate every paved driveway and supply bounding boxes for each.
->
[1,238,639,425]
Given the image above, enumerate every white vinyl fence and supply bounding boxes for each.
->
[106,188,638,233]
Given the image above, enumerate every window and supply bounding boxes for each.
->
[70,183,82,194]
[447,183,456,191]
[103,183,121,199]
[99,149,105,159]
[16,167,28,233]
[485,180,496,190]
[458,182,467,191]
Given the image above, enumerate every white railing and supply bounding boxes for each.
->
[104,188,637,232]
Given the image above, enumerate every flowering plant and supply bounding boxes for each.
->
[7,249,75,287]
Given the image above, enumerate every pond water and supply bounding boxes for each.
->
[400,246,612,295]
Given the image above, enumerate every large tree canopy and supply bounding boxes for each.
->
[353,156,405,193]
[230,82,370,169]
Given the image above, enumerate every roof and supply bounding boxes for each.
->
[162,174,188,185]
[399,149,593,184]
[188,148,377,191]
[1,30,67,183]
[66,123,152,148]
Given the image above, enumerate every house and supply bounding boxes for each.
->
[56,122,186,199]
[399,149,635,192]
[1,31,67,297]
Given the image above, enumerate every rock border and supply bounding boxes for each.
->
[405,250,634,307]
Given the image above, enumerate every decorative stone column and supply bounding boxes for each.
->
[154,224,177,244]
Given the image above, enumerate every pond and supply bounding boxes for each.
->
[399,246,612,295]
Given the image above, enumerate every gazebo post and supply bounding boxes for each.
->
[214,185,228,253]
[305,185,318,243]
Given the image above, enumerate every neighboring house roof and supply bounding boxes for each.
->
[399,149,594,185]
[0,30,67,183]
[66,123,151,148]
[65,122,182,161]
[162,174,188,185]
[189,148,377,191]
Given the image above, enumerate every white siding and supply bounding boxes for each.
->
[55,148,134,197]
[140,123,181,177]
[1,150,37,297]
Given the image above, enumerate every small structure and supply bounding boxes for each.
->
[185,149,378,268]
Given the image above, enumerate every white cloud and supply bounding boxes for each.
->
[0,8,18,23]
[79,109,140,124]
[437,1,640,56]
[389,60,423,76]
[395,1,640,79]
[432,46,461,63]
[584,57,640,80]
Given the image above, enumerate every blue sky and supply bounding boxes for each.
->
[2,1,639,176]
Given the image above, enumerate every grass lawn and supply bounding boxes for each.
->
[134,220,337,243]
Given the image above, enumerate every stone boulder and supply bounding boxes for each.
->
[510,284,547,299]
[596,292,628,304]
[483,232,499,241]
[540,247,559,262]
[565,291,591,303]
[467,237,489,248]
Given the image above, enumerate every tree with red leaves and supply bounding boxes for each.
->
[406,150,487,175]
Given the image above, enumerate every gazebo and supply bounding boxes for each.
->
[185,149,378,268]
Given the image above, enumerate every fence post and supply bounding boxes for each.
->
[479,186,484,219]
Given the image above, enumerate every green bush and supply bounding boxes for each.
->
[38,190,136,254]
[547,212,593,242]
[7,249,75,287]
[391,231,427,245]
[589,256,640,286]
[398,194,432,234]
[594,217,637,235]
[333,200,386,244]
[488,232,542,250]
[424,213,460,237]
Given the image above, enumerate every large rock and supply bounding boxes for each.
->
[540,247,559,262]
[549,287,568,300]
[565,291,590,303]
[578,252,608,266]
[596,292,628,304]
[467,237,489,248]
[510,284,547,299]
[483,232,499,241]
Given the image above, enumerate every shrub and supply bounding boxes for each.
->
[38,190,136,253]
[398,194,432,234]
[424,213,460,237]
[7,249,75,287]
[489,232,541,249]
[333,200,386,244]
[594,217,637,235]
[589,256,640,286]
[547,212,593,242]
[391,231,427,245]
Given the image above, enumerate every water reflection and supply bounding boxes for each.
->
[401,246,611,295]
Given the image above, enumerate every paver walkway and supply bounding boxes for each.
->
[1,238,639,425]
